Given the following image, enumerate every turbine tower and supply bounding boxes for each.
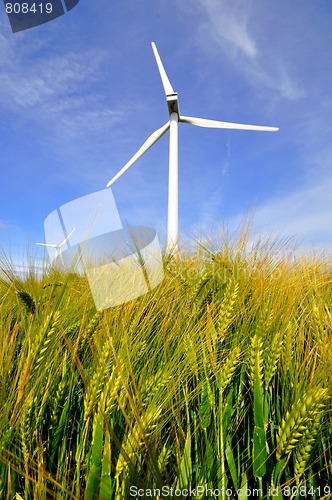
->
[106,43,278,253]
[36,228,76,264]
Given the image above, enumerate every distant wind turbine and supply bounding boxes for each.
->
[106,42,279,252]
[36,228,76,264]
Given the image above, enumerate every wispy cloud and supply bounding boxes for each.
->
[194,0,305,101]
[196,0,257,59]
[0,221,15,230]
[0,31,129,189]
[229,173,332,252]
[244,61,306,101]
[0,40,123,129]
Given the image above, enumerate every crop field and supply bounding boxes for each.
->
[0,229,331,499]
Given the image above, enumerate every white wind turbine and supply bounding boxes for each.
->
[106,42,278,252]
[36,227,76,264]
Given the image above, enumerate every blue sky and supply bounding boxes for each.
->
[1,0,332,262]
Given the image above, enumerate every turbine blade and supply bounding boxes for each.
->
[36,243,57,248]
[180,115,279,132]
[106,121,170,188]
[151,42,174,96]
[60,227,76,247]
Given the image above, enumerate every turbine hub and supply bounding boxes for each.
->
[166,93,180,116]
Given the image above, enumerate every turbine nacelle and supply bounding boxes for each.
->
[36,227,76,265]
[166,93,180,115]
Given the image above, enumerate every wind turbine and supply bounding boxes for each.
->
[36,227,76,264]
[106,42,279,252]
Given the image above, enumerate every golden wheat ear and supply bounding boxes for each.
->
[276,386,328,461]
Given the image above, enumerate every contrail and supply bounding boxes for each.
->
[222,133,231,176]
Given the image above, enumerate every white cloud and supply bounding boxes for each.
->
[196,0,257,59]
[232,174,332,252]
[0,28,127,137]
[0,221,15,230]
[244,61,306,101]
[0,44,115,117]
[0,32,130,190]
[194,0,305,101]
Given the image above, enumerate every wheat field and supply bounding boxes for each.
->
[0,228,331,499]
